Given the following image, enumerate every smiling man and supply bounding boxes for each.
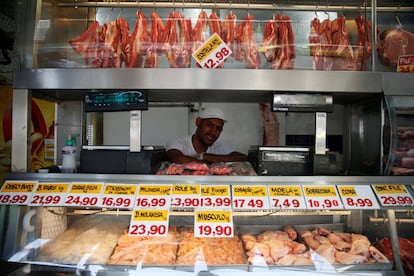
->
[166,107,247,164]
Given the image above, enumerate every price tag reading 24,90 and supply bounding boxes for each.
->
[129,209,169,237]
[100,183,137,209]
[303,185,344,210]
[64,182,103,207]
[194,210,233,238]
[268,185,306,210]
[232,185,269,210]
[372,184,414,207]
[136,184,172,209]
[192,32,232,69]
[0,181,37,205]
[29,182,69,206]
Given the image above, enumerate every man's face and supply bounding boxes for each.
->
[195,118,224,146]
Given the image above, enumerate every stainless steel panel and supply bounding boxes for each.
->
[130,110,141,152]
[315,112,327,155]
[383,73,414,96]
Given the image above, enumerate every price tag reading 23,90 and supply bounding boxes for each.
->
[268,185,306,210]
[29,182,69,206]
[194,210,233,238]
[100,183,137,209]
[192,32,232,69]
[64,182,103,207]
[303,185,344,210]
[0,180,37,205]
[372,184,414,207]
[129,209,169,237]
[232,185,270,210]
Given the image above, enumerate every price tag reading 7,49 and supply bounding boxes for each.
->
[268,185,306,210]
[303,185,344,210]
[192,32,232,69]
[337,185,380,210]
[29,182,70,206]
[0,181,37,205]
[64,182,103,207]
[371,184,414,207]
[100,183,137,209]
[194,210,233,238]
[129,209,169,237]
[135,184,172,209]
[232,185,270,210]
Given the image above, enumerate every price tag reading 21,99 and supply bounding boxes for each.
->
[29,182,69,206]
[129,209,169,237]
[192,32,232,69]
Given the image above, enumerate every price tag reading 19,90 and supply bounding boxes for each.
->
[268,185,306,210]
[194,210,233,238]
[0,180,37,205]
[171,184,201,208]
[129,209,169,237]
[100,183,137,209]
[232,185,270,210]
[371,184,414,207]
[303,185,344,210]
[337,185,380,210]
[29,182,69,206]
[136,184,172,209]
[192,32,232,69]
[64,182,103,207]
[201,185,232,209]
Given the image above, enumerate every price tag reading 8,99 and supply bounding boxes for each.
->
[338,185,380,210]
[201,185,232,209]
[129,209,169,237]
[171,184,201,208]
[192,33,232,69]
[303,185,344,210]
[0,181,37,205]
[29,182,69,206]
[194,210,233,238]
[64,182,103,207]
[232,185,270,210]
[100,183,137,209]
[135,184,172,209]
[372,184,414,207]
[268,185,306,210]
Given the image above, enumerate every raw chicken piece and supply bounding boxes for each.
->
[284,225,298,241]
[335,251,367,264]
[349,234,371,257]
[315,244,337,264]
[266,239,291,261]
[369,246,389,263]
[328,233,352,251]
[276,254,297,265]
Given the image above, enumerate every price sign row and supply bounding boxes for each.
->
[1,181,414,210]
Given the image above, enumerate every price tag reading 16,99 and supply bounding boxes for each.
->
[0,181,37,205]
[194,210,233,238]
[100,183,137,209]
[372,184,414,207]
[135,184,172,209]
[129,209,169,237]
[303,185,344,210]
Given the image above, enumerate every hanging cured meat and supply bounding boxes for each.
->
[117,18,132,68]
[331,16,357,71]
[236,15,261,69]
[273,14,295,69]
[128,11,151,68]
[191,10,208,54]
[69,21,101,66]
[222,12,237,56]
[262,18,278,62]
[309,18,334,70]
[208,12,225,68]
[259,103,279,146]
[144,12,165,68]
[354,15,380,70]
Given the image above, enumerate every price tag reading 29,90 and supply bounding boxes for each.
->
[303,185,344,210]
[0,180,37,205]
[232,185,269,210]
[268,185,306,210]
[129,209,169,237]
[29,182,69,206]
[64,182,103,207]
[192,32,232,69]
[372,184,414,207]
[194,210,233,238]
[100,183,137,209]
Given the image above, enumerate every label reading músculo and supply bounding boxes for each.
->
[100,183,137,209]
[232,185,270,210]
[268,185,306,210]
[303,185,344,210]
[64,182,103,207]
[372,184,414,207]
[135,184,172,209]
[29,183,69,206]
[338,185,380,209]
[128,209,169,237]
[194,210,233,237]
[0,181,37,205]
[201,185,231,209]
[171,184,201,208]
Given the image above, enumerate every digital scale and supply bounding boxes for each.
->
[84,90,148,112]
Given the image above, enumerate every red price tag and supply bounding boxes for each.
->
[268,185,306,210]
[192,33,232,69]
[303,185,344,210]
[232,185,269,210]
[129,209,169,237]
[171,184,201,208]
[29,183,69,206]
[194,210,233,238]
[397,55,414,72]
[64,182,103,207]
[100,183,136,209]
[0,181,37,205]
[201,185,231,209]
[372,184,414,207]
[338,185,380,209]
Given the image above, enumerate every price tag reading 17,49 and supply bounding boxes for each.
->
[0,180,37,205]
[29,182,69,206]
[135,184,172,209]
[371,184,414,207]
[192,32,232,69]
[194,210,233,238]
[201,185,232,209]
[337,185,380,210]
[232,185,270,210]
[303,185,344,210]
[171,184,201,208]
[100,183,137,209]
[64,182,103,207]
[268,185,306,210]
[129,209,169,237]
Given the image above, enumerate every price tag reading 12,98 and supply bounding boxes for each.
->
[303,185,344,210]
[171,184,201,208]
[337,185,380,210]
[0,181,37,205]
[129,209,169,237]
[29,182,69,206]
[64,182,103,207]
[136,184,172,209]
[192,32,232,69]
[201,185,232,209]
[194,210,233,238]
[232,185,269,210]
[371,184,414,207]
[100,183,137,209]
[268,185,306,210]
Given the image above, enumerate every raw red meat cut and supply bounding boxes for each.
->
[259,103,279,145]
[222,13,237,57]
[273,14,295,69]
[144,12,165,68]
[379,28,414,67]
[128,11,151,68]
[331,16,357,71]
[376,237,414,272]
[236,15,261,69]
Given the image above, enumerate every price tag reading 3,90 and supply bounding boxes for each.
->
[192,32,232,69]
[0,181,37,205]
[201,185,232,208]
[29,182,69,206]
[194,210,233,238]
[135,184,172,209]
[64,182,103,207]
[372,184,414,207]
[338,185,380,209]
[171,184,201,208]
[268,185,306,210]
[232,185,270,210]
[129,209,169,237]
[100,183,137,209]
[303,185,344,210]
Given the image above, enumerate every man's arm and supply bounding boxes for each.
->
[166,149,200,164]
[202,151,247,163]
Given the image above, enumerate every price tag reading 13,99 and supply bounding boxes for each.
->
[100,183,137,209]
[135,184,172,209]
[29,182,69,206]
[232,185,269,210]
[194,210,233,238]
[337,185,380,210]
[192,32,232,69]
[129,209,169,237]
[0,180,37,205]
[171,184,201,208]
[303,185,344,210]
[268,185,306,210]
[64,182,103,207]
[371,184,414,207]
[201,185,232,209]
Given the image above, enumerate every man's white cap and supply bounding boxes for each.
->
[199,107,227,123]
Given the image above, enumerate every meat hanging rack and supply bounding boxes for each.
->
[58,0,414,12]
